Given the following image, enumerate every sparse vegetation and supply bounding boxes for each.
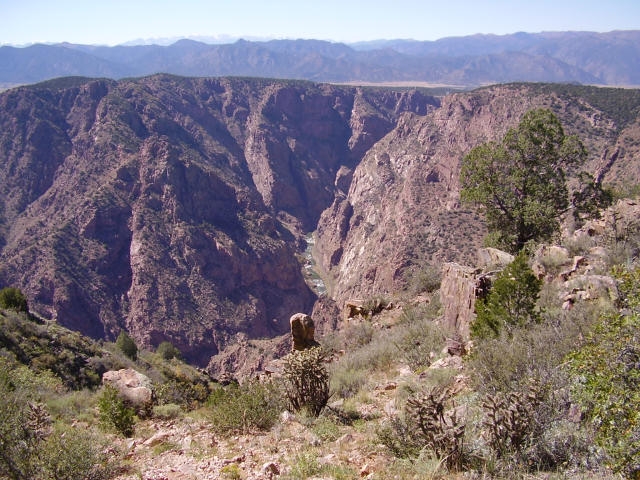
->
[204,381,283,434]
[0,357,119,479]
[568,265,640,478]
[481,379,545,459]
[532,83,640,130]
[220,463,242,480]
[407,264,442,294]
[156,340,182,360]
[471,251,542,339]
[460,108,610,253]
[406,384,467,470]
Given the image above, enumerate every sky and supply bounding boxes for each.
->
[0,0,638,46]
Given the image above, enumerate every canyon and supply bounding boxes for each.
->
[1,76,639,372]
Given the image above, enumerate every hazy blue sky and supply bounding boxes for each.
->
[1,0,638,46]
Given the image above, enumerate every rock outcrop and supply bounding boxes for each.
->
[289,313,320,351]
[440,263,483,339]
[102,368,154,416]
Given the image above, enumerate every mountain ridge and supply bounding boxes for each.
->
[1,30,639,89]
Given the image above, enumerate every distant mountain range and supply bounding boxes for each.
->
[1,30,639,88]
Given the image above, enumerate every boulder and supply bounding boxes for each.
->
[289,313,320,351]
[558,255,588,281]
[102,368,154,415]
[446,336,468,357]
[560,274,619,309]
[262,461,280,478]
[532,245,573,279]
[344,300,366,320]
[477,247,514,269]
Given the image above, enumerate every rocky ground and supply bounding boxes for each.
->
[110,299,467,480]
[113,365,426,479]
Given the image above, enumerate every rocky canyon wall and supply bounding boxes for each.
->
[314,84,640,309]
[0,75,438,365]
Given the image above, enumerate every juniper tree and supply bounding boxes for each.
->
[116,331,138,360]
[460,108,588,253]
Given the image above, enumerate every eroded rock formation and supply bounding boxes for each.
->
[314,84,640,311]
[289,313,320,351]
[440,263,483,339]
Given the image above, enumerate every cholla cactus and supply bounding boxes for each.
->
[406,385,466,470]
[26,402,52,441]
[482,379,544,457]
[282,347,329,416]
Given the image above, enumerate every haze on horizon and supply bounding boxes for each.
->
[1,0,638,47]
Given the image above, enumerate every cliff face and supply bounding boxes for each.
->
[0,75,437,365]
[314,84,640,308]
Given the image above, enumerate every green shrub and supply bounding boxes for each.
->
[376,415,423,459]
[472,251,542,339]
[152,403,183,420]
[0,382,40,479]
[285,451,320,478]
[156,341,181,360]
[407,265,442,294]
[309,416,342,442]
[47,389,96,423]
[39,423,117,480]
[393,307,447,371]
[281,448,358,479]
[220,463,242,480]
[115,331,138,360]
[361,295,390,318]
[381,453,448,480]
[340,322,375,349]
[283,450,358,480]
[97,385,135,437]
[0,287,28,313]
[330,366,367,399]
[0,362,118,479]
[331,330,395,374]
[568,266,640,478]
[205,381,282,434]
[155,378,209,409]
